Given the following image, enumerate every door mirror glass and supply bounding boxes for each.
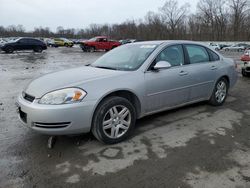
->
[153,61,172,70]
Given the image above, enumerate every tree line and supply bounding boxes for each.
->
[1,0,250,41]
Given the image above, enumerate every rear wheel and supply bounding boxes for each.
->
[5,46,14,53]
[33,46,43,53]
[65,43,69,47]
[92,97,136,144]
[209,77,229,106]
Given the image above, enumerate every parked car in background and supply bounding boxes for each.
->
[209,43,220,51]
[80,36,121,52]
[17,41,238,144]
[224,44,246,52]
[0,38,7,44]
[0,37,47,53]
[119,39,138,45]
[237,43,250,50]
[44,38,58,47]
[241,50,250,77]
[242,62,250,77]
[54,38,74,47]
[72,39,85,44]
[219,44,230,50]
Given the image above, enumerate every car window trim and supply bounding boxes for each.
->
[206,48,221,62]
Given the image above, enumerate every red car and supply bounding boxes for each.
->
[241,50,250,77]
[80,36,121,52]
[240,50,250,62]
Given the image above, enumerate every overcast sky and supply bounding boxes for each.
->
[0,0,198,31]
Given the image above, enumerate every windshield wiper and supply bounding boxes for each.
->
[92,66,118,70]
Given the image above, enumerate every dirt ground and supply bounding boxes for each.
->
[0,47,250,188]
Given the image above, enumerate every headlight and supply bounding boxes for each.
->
[39,88,87,105]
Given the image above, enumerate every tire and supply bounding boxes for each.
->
[65,43,69,47]
[33,46,43,53]
[5,46,14,53]
[89,46,95,53]
[209,77,229,106]
[91,96,136,144]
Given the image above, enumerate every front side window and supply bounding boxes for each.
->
[185,45,209,64]
[155,45,184,67]
[19,39,28,44]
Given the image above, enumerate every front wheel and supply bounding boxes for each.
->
[92,97,136,144]
[209,78,229,106]
[5,46,14,53]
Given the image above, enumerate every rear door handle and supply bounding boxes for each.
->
[179,71,188,76]
[211,65,217,70]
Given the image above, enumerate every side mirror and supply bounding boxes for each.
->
[153,61,172,70]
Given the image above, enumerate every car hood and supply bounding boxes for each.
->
[25,66,126,98]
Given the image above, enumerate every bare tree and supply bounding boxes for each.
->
[228,0,249,40]
[160,0,190,39]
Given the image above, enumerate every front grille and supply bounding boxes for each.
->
[33,122,71,129]
[23,93,35,102]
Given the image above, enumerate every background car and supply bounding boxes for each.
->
[17,41,238,144]
[241,50,250,77]
[80,36,121,52]
[119,39,138,45]
[0,37,47,53]
[242,62,250,77]
[209,43,220,51]
[54,38,74,47]
[44,38,58,47]
[224,44,246,52]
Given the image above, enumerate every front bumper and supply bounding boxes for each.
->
[16,94,96,135]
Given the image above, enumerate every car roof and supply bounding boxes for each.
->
[127,40,205,46]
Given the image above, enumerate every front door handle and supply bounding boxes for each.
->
[179,71,188,76]
[211,65,217,70]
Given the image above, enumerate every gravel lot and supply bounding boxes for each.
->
[0,46,250,188]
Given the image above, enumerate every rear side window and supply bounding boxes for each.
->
[207,48,220,61]
[185,45,209,64]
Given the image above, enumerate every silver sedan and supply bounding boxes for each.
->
[17,41,238,144]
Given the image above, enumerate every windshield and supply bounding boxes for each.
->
[91,44,158,71]
[88,37,97,42]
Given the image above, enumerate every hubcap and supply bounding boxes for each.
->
[215,81,227,103]
[102,105,131,139]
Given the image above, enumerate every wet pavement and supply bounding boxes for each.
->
[0,47,250,188]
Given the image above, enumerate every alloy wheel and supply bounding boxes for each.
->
[215,81,227,103]
[102,105,131,139]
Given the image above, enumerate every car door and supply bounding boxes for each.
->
[26,39,35,50]
[144,44,192,113]
[183,44,219,101]
[16,39,29,50]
